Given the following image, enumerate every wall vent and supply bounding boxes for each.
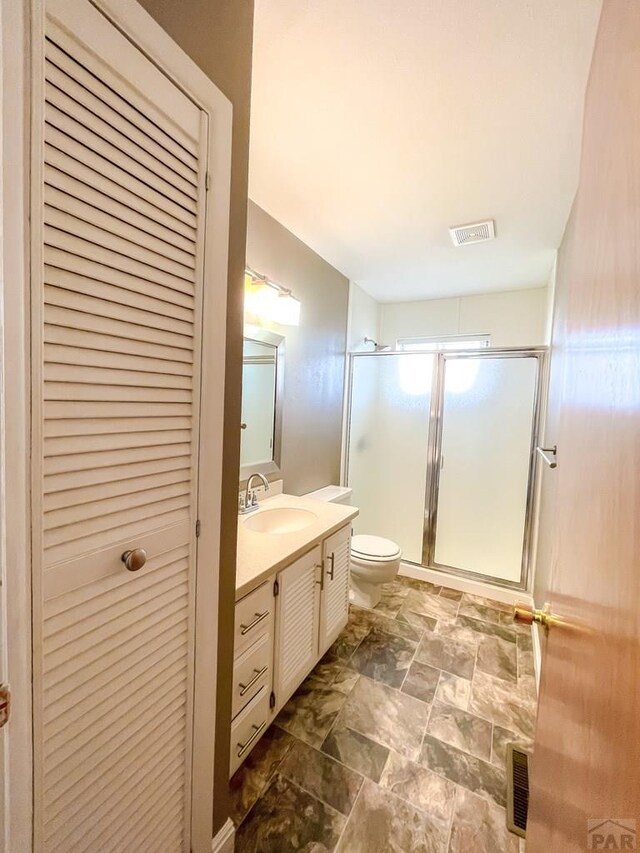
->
[449,219,495,247]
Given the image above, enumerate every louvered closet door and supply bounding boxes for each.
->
[32,2,208,851]
[319,526,351,654]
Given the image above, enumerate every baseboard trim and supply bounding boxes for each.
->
[398,562,533,608]
[532,622,542,692]
[211,818,235,853]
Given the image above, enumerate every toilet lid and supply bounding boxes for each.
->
[351,534,402,561]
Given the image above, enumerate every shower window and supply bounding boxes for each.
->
[396,334,491,352]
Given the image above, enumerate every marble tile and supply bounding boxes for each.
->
[516,630,533,651]
[405,588,459,622]
[396,605,438,633]
[377,610,423,641]
[439,586,463,601]
[336,778,448,853]
[229,725,294,826]
[517,642,535,679]
[306,651,361,695]
[337,675,430,760]
[458,601,502,625]
[427,700,492,760]
[491,725,533,770]
[419,733,507,808]
[470,671,537,740]
[518,674,538,701]
[476,635,518,683]
[329,606,377,660]
[499,609,530,634]
[235,773,345,852]
[435,672,471,710]
[373,581,410,617]
[448,787,519,853]
[276,682,349,747]
[321,724,389,783]
[456,614,517,644]
[461,593,512,613]
[414,632,476,679]
[397,575,442,595]
[279,738,363,816]
[401,660,441,704]
[348,625,417,688]
[380,750,456,827]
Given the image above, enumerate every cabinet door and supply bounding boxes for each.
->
[319,525,352,655]
[273,546,321,709]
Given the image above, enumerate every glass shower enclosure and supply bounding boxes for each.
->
[345,349,545,589]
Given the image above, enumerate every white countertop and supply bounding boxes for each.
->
[235,493,359,600]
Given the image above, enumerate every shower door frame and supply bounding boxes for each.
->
[344,347,547,592]
[423,347,547,590]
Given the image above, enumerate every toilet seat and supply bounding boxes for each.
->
[351,534,402,563]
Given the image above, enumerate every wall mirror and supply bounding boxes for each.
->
[240,327,284,481]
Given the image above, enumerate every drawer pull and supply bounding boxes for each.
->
[239,666,268,697]
[240,610,269,635]
[237,720,267,757]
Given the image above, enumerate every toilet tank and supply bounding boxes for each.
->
[304,485,352,505]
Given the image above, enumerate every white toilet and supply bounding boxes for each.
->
[305,485,402,608]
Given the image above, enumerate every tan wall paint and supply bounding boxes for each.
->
[379,286,550,348]
[135,0,253,835]
[246,202,350,495]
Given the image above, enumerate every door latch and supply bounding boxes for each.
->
[0,684,10,728]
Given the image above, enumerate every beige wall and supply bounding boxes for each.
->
[246,201,350,495]
[379,286,550,348]
[136,0,253,836]
[347,281,380,351]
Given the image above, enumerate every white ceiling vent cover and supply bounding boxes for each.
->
[449,219,496,247]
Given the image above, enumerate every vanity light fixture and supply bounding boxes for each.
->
[244,267,301,326]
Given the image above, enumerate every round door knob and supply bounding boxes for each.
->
[121,548,147,572]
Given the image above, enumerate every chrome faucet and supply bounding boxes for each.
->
[240,472,270,514]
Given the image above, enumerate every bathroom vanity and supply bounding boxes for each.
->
[230,493,358,776]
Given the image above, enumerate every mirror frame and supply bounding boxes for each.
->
[240,325,285,483]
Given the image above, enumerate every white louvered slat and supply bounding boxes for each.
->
[44,145,197,241]
[45,184,197,269]
[45,165,197,254]
[45,76,198,196]
[32,7,208,850]
[319,526,352,654]
[44,36,199,165]
[274,547,321,705]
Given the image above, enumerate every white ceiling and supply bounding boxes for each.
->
[249,1,602,302]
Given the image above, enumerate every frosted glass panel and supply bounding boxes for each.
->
[433,356,537,582]
[348,354,433,562]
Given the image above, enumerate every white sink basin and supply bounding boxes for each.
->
[243,507,318,534]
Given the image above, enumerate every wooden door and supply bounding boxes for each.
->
[273,546,321,709]
[31,2,211,850]
[319,525,351,655]
[527,2,640,850]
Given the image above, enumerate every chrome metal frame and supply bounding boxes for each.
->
[240,327,285,483]
[344,347,548,592]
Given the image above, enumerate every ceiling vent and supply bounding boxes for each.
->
[449,219,495,247]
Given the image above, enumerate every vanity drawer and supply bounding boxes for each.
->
[234,580,273,656]
[229,686,270,778]
[232,632,272,718]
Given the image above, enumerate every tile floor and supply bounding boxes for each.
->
[230,575,536,852]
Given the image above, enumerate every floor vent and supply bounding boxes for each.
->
[506,743,531,838]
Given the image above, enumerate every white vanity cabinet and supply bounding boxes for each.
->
[318,524,351,655]
[230,522,352,776]
[273,545,322,706]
